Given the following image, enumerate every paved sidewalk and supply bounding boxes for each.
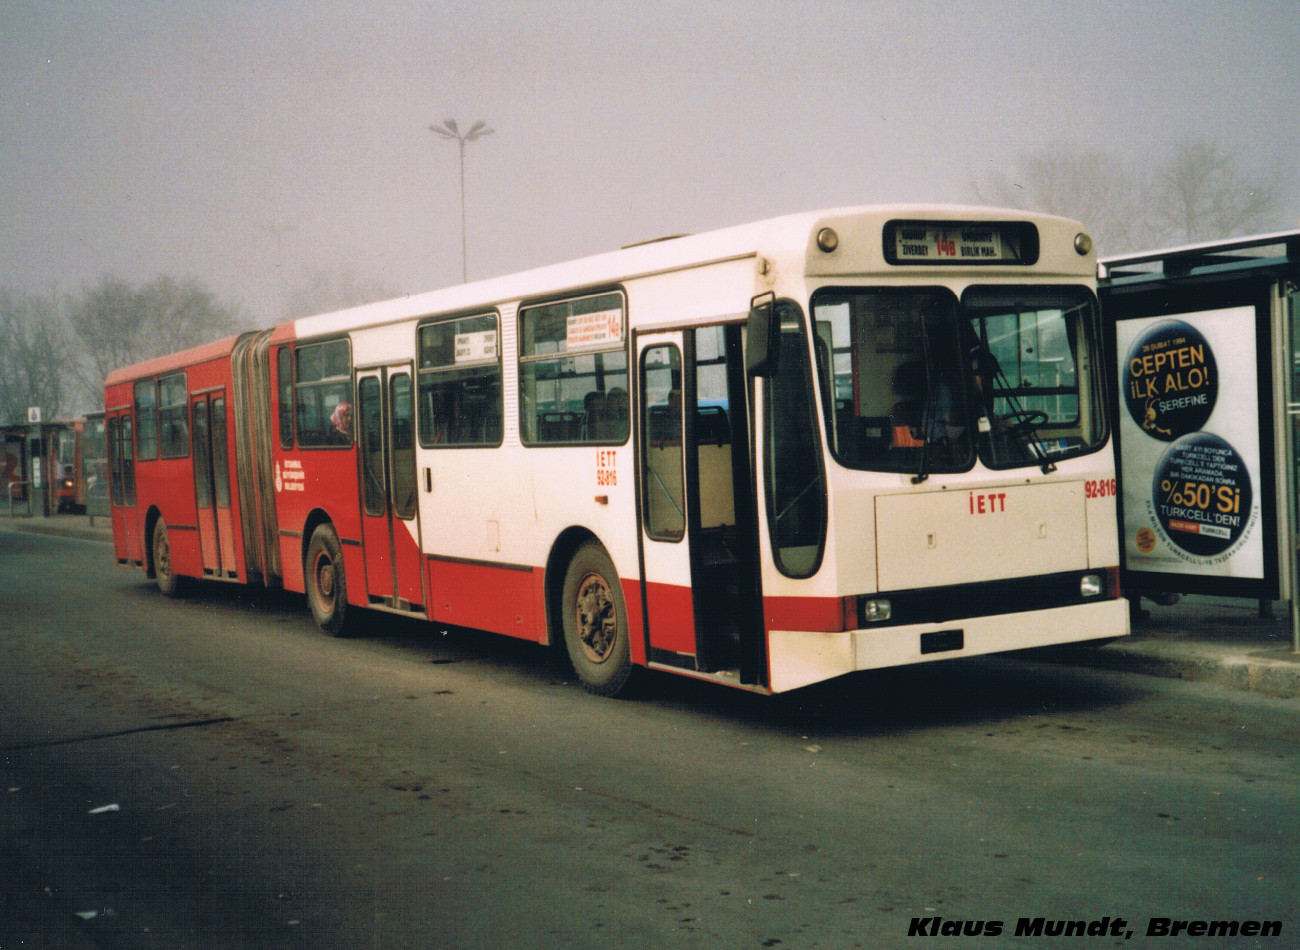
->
[0,510,113,543]
[4,512,1299,698]
[1048,594,1300,699]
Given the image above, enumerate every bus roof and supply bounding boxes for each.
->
[104,334,243,387]
[292,203,1081,338]
[103,203,1088,384]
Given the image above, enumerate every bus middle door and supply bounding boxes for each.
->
[356,365,426,613]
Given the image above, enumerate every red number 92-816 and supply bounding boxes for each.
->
[1084,478,1117,499]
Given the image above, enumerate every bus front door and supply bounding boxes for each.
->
[637,326,765,683]
[355,365,425,613]
[190,392,237,578]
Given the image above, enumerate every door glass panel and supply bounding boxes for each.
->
[192,400,212,508]
[358,376,386,517]
[108,417,123,507]
[277,347,294,448]
[390,373,417,519]
[1290,292,1300,536]
[766,306,827,577]
[120,415,136,506]
[212,397,231,508]
[641,344,685,541]
[693,327,736,529]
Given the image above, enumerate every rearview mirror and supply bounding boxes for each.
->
[746,292,780,378]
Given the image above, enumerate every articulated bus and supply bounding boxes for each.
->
[104,205,1128,695]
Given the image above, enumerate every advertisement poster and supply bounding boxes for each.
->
[1115,306,1265,583]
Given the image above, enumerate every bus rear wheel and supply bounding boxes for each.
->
[152,518,186,598]
[561,541,633,697]
[306,524,354,637]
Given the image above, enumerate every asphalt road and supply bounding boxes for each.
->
[2,530,1297,949]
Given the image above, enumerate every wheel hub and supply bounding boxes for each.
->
[316,555,335,604]
[575,572,616,663]
[155,533,171,577]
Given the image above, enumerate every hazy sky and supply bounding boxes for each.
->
[3,0,1298,322]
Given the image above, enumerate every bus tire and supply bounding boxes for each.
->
[152,518,186,598]
[306,524,354,637]
[561,541,633,697]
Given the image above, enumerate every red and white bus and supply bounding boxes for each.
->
[105,205,1128,695]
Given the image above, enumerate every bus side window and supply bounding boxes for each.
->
[519,293,629,446]
[295,339,353,448]
[158,372,189,459]
[134,380,158,461]
[417,314,503,448]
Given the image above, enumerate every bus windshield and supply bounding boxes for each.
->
[812,286,1106,475]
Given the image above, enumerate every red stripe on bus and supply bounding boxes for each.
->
[643,580,697,655]
[763,595,846,633]
[429,559,540,641]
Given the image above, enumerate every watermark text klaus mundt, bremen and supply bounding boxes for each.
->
[907,916,1282,938]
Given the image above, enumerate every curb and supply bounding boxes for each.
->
[1042,636,1300,699]
[0,518,112,543]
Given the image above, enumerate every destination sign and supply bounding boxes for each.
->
[884,220,1036,265]
[454,329,497,364]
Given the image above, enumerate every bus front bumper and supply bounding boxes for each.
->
[766,597,1130,693]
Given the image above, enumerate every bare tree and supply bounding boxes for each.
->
[0,287,71,424]
[972,145,1153,254]
[1152,138,1280,246]
[971,139,1288,255]
[68,275,250,406]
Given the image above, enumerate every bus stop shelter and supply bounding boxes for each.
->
[1099,229,1300,652]
[2,418,42,516]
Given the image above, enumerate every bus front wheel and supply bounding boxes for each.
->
[561,541,633,697]
[306,524,354,637]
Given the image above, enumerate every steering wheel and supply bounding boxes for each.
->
[1005,409,1049,429]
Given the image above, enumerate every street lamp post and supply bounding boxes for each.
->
[429,118,493,283]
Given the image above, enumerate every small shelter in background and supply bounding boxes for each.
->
[1,413,105,518]
[1098,230,1300,651]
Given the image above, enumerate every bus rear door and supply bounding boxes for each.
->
[356,365,426,612]
[190,392,238,579]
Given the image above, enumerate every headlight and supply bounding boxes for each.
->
[862,598,893,622]
[1080,574,1103,597]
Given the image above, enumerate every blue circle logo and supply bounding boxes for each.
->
[1123,320,1217,442]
